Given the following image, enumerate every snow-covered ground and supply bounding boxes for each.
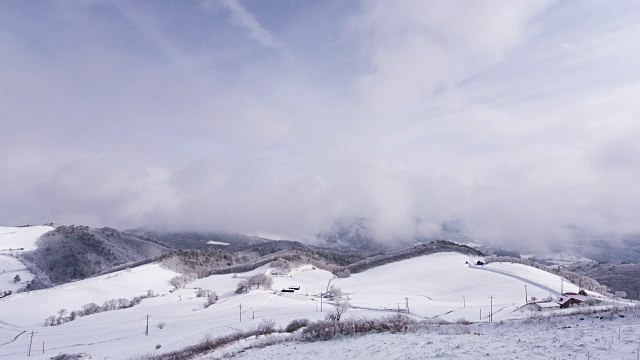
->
[0,256,33,293]
[225,310,640,360]
[332,252,591,322]
[0,226,54,251]
[0,226,54,294]
[0,251,628,359]
[206,241,229,246]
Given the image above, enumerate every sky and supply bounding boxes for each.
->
[1,0,640,249]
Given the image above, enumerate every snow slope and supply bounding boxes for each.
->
[0,226,54,293]
[0,226,54,251]
[0,264,336,359]
[0,256,33,293]
[332,252,586,322]
[227,310,640,360]
[0,251,619,359]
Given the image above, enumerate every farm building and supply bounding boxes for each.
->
[520,292,594,312]
[557,293,593,308]
[538,301,562,310]
[521,301,561,312]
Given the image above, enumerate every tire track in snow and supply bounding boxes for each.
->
[468,264,561,296]
[0,330,25,347]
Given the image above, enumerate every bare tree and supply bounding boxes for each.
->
[56,309,68,325]
[203,291,218,309]
[116,298,130,308]
[328,285,343,299]
[614,291,627,299]
[257,319,276,334]
[236,274,274,294]
[271,258,292,274]
[325,297,350,321]
[236,280,250,294]
[169,273,197,289]
[82,302,101,315]
[249,273,273,290]
[195,288,210,298]
[102,299,118,311]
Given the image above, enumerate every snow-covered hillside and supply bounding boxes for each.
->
[333,252,588,322]
[0,251,627,359]
[0,226,54,251]
[227,309,640,360]
[0,226,54,293]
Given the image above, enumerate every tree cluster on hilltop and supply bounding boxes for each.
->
[19,225,170,288]
[343,240,483,274]
[235,273,273,294]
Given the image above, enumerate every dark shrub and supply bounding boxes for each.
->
[285,318,310,333]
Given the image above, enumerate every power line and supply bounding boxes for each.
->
[27,330,35,356]
[490,295,494,322]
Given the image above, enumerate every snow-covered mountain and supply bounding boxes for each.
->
[0,226,628,359]
[316,217,383,253]
[0,224,637,359]
[18,225,171,289]
[129,229,272,251]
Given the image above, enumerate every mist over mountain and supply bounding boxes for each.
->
[2,1,640,253]
[128,228,272,251]
[315,217,381,252]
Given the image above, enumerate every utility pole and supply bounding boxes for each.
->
[28,330,35,356]
[405,296,409,314]
[145,314,150,336]
[42,342,44,354]
[480,308,482,321]
[239,304,242,322]
[252,311,255,320]
[524,284,528,303]
[490,295,493,322]
[320,295,323,312]
[561,278,564,294]
[463,296,466,308]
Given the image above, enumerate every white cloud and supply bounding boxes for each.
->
[220,0,282,48]
[2,0,640,250]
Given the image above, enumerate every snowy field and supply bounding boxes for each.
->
[0,226,55,252]
[0,226,54,294]
[225,310,640,360]
[0,243,629,359]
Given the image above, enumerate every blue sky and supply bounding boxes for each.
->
[2,0,640,249]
